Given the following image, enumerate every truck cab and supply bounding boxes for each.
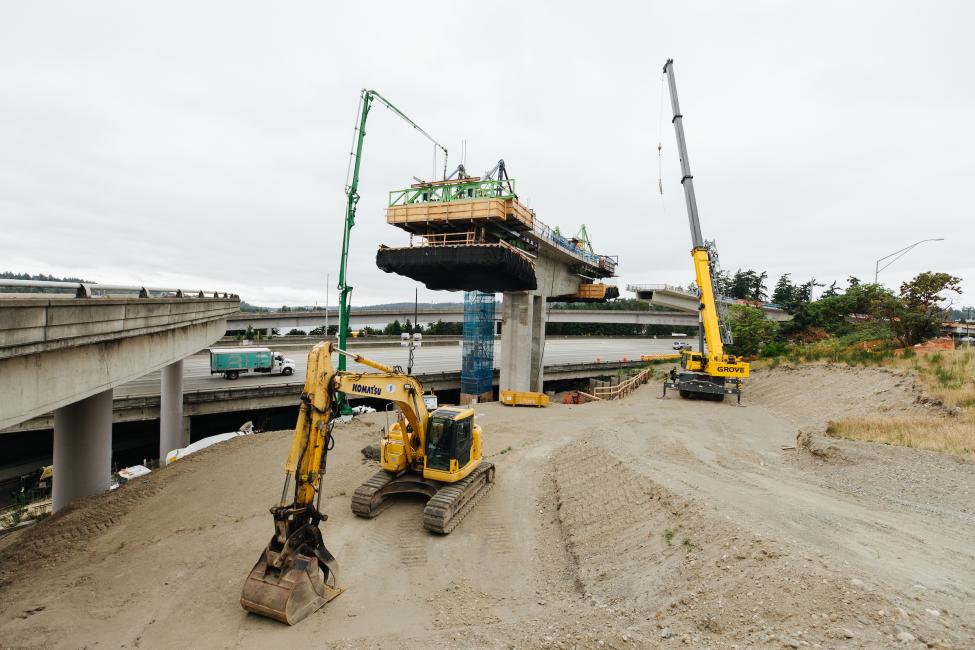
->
[271,354,296,376]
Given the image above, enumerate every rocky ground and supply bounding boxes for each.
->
[1,365,973,649]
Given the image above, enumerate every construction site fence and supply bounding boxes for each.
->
[590,366,654,401]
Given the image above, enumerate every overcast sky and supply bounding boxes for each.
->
[1,1,972,308]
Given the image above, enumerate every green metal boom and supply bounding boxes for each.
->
[337,89,446,373]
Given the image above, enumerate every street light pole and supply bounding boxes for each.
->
[874,238,944,284]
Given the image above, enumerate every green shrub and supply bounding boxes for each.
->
[761,341,789,358]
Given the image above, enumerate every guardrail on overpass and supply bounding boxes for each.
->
[0,279,239,511]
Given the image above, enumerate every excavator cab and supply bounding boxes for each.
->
[424,407,476,476]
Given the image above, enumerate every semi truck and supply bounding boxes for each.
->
[209,347,296,380]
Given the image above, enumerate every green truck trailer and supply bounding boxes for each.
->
[209,347,296,380]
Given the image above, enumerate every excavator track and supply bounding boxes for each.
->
[351,462,496,535]
[422,461,495,534]
[351,470,408,518]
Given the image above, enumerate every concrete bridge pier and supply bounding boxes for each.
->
[160,359,185,463]
[500,293,537,392]
[500,254,580,394]
[53,389,113,512]
[530,296,547,390]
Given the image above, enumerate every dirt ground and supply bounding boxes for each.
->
[1,365,973,649]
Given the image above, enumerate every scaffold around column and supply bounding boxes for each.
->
[461,291,496,403]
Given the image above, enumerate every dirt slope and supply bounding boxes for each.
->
[1,365,972,648]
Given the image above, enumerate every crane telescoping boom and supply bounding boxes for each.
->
[660,58,750,403]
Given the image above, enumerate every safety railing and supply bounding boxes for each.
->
[530,219,617,274]
[626,283,691,294]
[497,239,537,265]
[418,231,478,247]
[590,366,654,400]
[0,279,239,299]
[407,231,537,266]
[389,178,517,207]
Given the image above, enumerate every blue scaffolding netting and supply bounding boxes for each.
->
[461,291,496,395]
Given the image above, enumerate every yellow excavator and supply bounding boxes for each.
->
[660,58,750,403]
[240,341,495,624]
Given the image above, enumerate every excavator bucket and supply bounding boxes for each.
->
[240,537,342,625]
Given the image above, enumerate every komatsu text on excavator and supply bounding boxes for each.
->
[240,342,495,625]
[660,58,750,403]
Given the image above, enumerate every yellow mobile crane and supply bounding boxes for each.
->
[660,59,749,403]
[241,342,494,625]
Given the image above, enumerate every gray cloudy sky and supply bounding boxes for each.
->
[1,1,972,307]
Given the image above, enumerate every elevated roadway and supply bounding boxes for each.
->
[0,280,238,510]
[227,308,697,331]
[626,284,793,322]
[4,337,681,435]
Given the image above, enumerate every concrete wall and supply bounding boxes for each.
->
[0,297,238,430]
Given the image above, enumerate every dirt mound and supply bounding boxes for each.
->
[542,440,959,648]
[747,364,919,432]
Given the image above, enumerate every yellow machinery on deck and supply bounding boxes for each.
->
[659,59,750,403]
[241,342,495,625]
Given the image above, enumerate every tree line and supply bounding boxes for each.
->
[722,270,963,356]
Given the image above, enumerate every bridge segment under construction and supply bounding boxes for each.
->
[376,162,619,394]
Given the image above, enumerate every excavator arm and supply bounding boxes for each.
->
[241,342,435,624]
[332,371,429,469]
[241,342,343,624]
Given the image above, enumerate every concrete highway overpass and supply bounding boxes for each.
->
[0,280,238,510]
[227,307,699,331]
[626,284,793,322]
[3,337,680,436]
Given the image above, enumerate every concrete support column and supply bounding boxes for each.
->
[530,296,547,392]
[53,388,113,512]
[160,359,184,463]
[182,415,192,448]
[499,292,534,392]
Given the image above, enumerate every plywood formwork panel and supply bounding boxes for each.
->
[386,198,533,231]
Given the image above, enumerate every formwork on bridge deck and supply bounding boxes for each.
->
[377,175,616,294]
[460,291,496,404]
